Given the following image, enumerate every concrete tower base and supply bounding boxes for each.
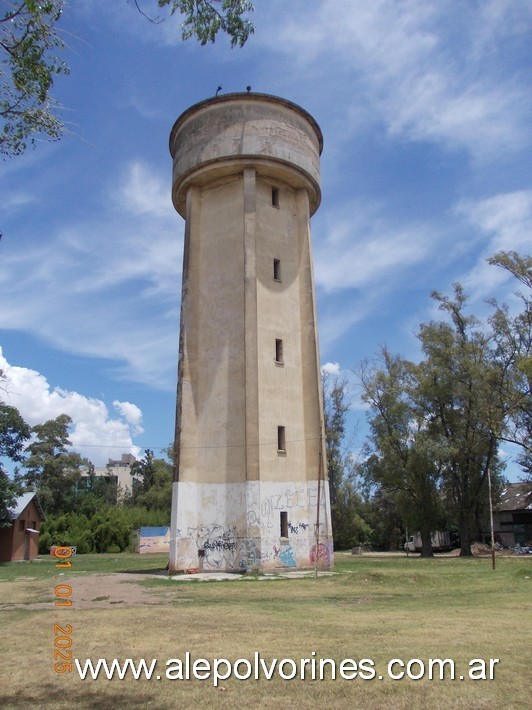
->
[170,480,332,573]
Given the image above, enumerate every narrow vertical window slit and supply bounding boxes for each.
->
[277,426,286,452]
[280,511,288,538]
[275,338,283,364]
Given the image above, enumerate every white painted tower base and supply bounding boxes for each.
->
[170,480,332,572]
[168,93,333,573]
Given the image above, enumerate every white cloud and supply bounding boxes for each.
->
[310,195,454,358]
[0,161,182,389]
[257,0,532,160]
[321,362,341,377]
[112,400,143,435]
[117,161,175,219]
[71,0,532,163]
[314,201,432,294]
[320,360,365,418]
[2,191,35,212]
[0,348,142,466]
[457,190,532,246]
[454,190,532,302]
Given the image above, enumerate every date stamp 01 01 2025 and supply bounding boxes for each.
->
[52,545,75,674]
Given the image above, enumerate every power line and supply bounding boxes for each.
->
[67,434,323,453]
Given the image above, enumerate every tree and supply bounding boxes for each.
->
[130,448,173,512]
[77,469,118,510]
[1,1,255,158]
[357,280,517,557]
[0,402,30,463]
[21,414,90,516]
[1,1,68,157]
[487,251,532,479]
[416,286,506,555]
[355,472,405,551]
[323,374,372,549]
[156,0,254,47]
[323,375,349,511]
[0,403,30,526]
[358,349,443,557]
[488,250,532,290]
[91,508,131,553]
[130,448,156,495]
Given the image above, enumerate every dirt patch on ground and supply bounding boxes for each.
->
[1,572,176,611]
[68,572,176,609]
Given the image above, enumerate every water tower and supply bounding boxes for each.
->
[168,92,333,573]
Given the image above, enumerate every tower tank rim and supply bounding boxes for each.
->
[169,92,323,157]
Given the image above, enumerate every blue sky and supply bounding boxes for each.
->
[1,0,531,480]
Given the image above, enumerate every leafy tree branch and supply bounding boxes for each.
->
[1,1,255,157]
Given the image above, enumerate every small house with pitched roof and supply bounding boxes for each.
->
[0,492,44,562]
[494,483,532,548]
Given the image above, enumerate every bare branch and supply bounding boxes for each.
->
[133,0,164,24]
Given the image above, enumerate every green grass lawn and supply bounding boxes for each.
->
[0,551,169,581]
[1,552,530,709]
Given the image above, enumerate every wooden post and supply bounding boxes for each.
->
[487,463,496,571]
[314,434,323,579]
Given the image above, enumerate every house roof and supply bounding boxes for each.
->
[9,492,45,521]
[497,483,532,512]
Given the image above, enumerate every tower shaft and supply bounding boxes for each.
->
[168,94,333,573]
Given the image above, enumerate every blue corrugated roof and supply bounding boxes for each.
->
[139,526,170,537]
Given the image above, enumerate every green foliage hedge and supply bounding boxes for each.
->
[39,506,169,554]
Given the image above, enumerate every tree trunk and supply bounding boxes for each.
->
[459,514,473,556]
